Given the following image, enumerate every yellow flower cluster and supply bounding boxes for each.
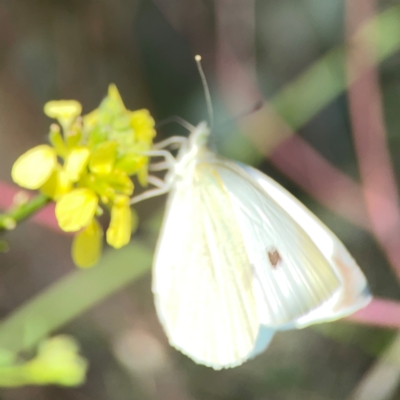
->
[11,85,156,267]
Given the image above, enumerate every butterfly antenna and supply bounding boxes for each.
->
[195,55,214,129]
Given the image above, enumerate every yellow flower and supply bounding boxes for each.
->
[108,83,126,111]
[72,219,103,268]
[11,84,157,267]
[40,166,72,200]
[114,153,147,175]
[89,141,117,174]
[138,164,149,187]
[11,145,57,189]
[49,123,68,157]
[44,100,82,130]
[131,109,156,143]
[106,195,132,249]
[64,147,90,182]
[56,189,98,232]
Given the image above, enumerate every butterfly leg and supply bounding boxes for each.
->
[130,149,176,205]
[130,174,173,204]
[144,149,177,171]
[149,137,188,170]
[152,136,188,150]
[155,116,196,132]
[149,162,171,171]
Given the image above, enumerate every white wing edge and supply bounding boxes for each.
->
[239,164,372,328]
[162,325,276,370]
[153,278,274,369]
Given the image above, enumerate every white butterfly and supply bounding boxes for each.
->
[134,122,371,369]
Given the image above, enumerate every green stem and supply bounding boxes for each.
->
[0,194,50,233]
[272,5,400,129]
[0,242,153,353]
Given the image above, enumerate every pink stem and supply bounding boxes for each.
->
[269,135,370,230]
[347,298,400,329]
[346,0,400,280]
[215,2,370,230]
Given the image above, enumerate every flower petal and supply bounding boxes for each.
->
[108,84,125,111]
[89,141,117,174]
[98,169,134,197]
[12,145,57,189]
[64,147,90,182]
[137,164,149,187]
[49,124,68,157]
[40,166,72,200]
[72,219,103,268]
[83,109,99,131]
[44,100,82,128]
[106,195,131,248]
[130,109,156,143]
[115,153,147,175]
[56,188,98,232]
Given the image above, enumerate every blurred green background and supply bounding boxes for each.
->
[1,0,400,399]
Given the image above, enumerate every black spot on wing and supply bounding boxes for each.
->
[267,247,282,268]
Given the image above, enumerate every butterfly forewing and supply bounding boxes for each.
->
[209,157,342,327]
[153,162,261,368]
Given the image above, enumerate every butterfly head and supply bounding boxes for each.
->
[188,122,211,150]
[178,122,210,160]
[173,122,211,179]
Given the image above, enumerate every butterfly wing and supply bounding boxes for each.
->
[153,163,272,369]
[238,164,371,328]
[153,146,369,368]
[206,156,348,327]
